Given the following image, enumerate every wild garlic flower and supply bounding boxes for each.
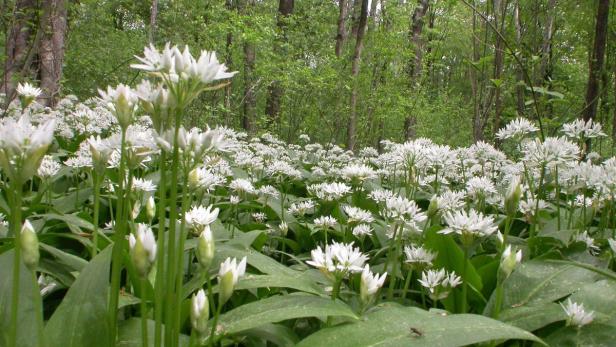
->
[132,177,157,192]
[368,188,394,203]
[16,82,42,107]
[229,178,256,195]
[252,212,267,223]
[185,205,219,233]
[466,176,497,199]
[440,209,498,245]
[188,166,225,191]
[404,244,437,268]
[522,137,580,169]
[418,268,462,300]
[383,196,427,233]
[288,200,316,216]
[37,155,61,178]
[574,231,600,254]
[561,299,594,327]
[495,118,538,140]
[128,223,157,277]
[196,225,215,269]
[435,190,466,214]
[343,205,374,224]
[340,163,377,182]
[307,241,368,278]
[360,265,387,303]
[499,245,522,279]
[0,115,56,181]
[218,256,247,305]
[308,182,351,201]
[98,84,138,129]
[314,216,337,229]
[352,224,373,237]
[562,119,606,140]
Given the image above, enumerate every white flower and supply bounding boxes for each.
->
[500,245,522,278]
[308,182,351,201]
[314,216,337,229]
[132,177,157,192]
[340,163,377,182]
[288,200,316,216]
[218,256,247,287]
[495,118,538,140]
[343,205,374,224]
[418,268,446,293]
[404,245,437,267]
[383,196,427,232]
[574,231,600,254]
[352,224,372,237]
[190,289,209,334]
[128,224,157,263]
[466,176,497,199]
[98,84,138,128]
[522,136,580,168]
[368,189,394,203]
[561,299,594,327]
[252,212,267,223]
[440,209,498,240]
[418,268,462,300]
[360,265,386,302]
[562,119,606,139]
[37,155,61,178]
[229,178,255,194]
[189,166,225,191]
[306,241,368,276]
[185,205,220,231]
[16,82,42,99]
[519,196,548,216]
[435,190,466,214]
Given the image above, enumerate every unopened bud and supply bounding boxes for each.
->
[146,196,156,221]
[129,224,157,277]
[188,168,200,189]
[505,177,522,217]
[197,226,215,269]
[190,289,209,334]
[499,245,522,280]
[427,195,439,219]
[21,220,39,270]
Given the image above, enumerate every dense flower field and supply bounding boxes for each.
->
[1,44,616,347]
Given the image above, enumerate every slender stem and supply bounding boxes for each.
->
[109,127,128,345]
[141,278,149,347]
[173,165,191,344]
[492,282,504,319]
[208,299,223,347]
[9,180,22,347]
[154,152,167,347]
[555,166,561,231]
[401,267,413,302]
[32,271,44,347]
[92,171,102,258]
[461,246,469,313]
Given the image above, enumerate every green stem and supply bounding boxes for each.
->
[173,165,192,344]
[92,171,102,258]
[141,278,149,347]
[401,267,413,302]
[32,271,44,347]
[492,281,504,319]
[9,180,22,347]
[208,299,223,347]
[109,127,128,346]
[154,152,167,347]
[461,246,469,313]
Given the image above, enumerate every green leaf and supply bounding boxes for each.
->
[296,305,543,347]
[240,323,299,347]
[544,324,616,347]
[44,246,112,347]
[499,302,566,332]
[214,294,358,336]
[117,318,190,347]
[0,250,42,347]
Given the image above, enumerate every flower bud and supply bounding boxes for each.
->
[131,200,142,220]
[146,196,156,221]
[188,168,200,189]
[360,265,386,305]
[129,224,157,277]
[197,226,215,269]
[190,289,209,334]
[218,257,246,306]
[21,220,39,270]
[279,221,288,237]
[505,177,522,217]
[427,195,439,219]
[499,245,522,280]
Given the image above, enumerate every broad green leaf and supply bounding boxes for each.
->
[44,246,112,347]
[240,323,299,347]
[569,280,616,326]
[296,305,543,347]
[0,250,42,347]
[499,302,565,332]
[214,294,358,336]
[117,318,190,347]
[544,324,616,347]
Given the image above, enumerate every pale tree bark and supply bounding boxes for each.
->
[350,0,362,39]
[404,0,430,140]
[241,0,257,133]
[583,0,610,125]
[224,0,234,125]
[513,0,525,115]
[149,0,158,44]
[537,0,557,85]
[2,0,37,101]
[346,0,368,151]
[470,0,484,142]
[265,0,294,129]
[39,0,67,107]
[335,0,349,57]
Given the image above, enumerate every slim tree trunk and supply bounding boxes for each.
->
[583,0,610,125]
[404,0,430,140]
[224,0,234,126]
[492,0,506,139]
[149,0,158,43]
[240,0,257,133]
[537,0,557,85]
[335,0,349,57]
[265,0,294,129]
[2,0,37,100]
[346,0,369,151]
[39,0,67,107]
[470,0,483,142]
[514,0,525,115]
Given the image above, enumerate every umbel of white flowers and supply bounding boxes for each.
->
[16,82,42,108]
[561,299,594,328]
[0,115,56,182]
[128,224,157,277]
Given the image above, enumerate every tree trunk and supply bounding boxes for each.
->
[224,0,234,126]
[492,0,506,140]
[149,0,158,44]
[346,0,369,151]
[537,0,557,85]
[240,0,257,133]
[470,0,483,142]
[265,0,294,129]
[350,0,362,39]
[2,0,37,100]
[583,0,610,125]
[514,0,525,115]
[335,0,349,57]
[404,0,430,140]
[39,0,67,107]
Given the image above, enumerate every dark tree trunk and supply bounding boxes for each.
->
[514,0,525,115]
[346,0,369,151]
[149,0,158,43]
[39,0,67,107]
[537,0,557,85]
[2,0,37,101]
[335,0,349,57]
[583,0,610,125]
[404,0,430,140]
[265,0,294,129]
[240,0,257,133]
[492,0,506,140]
[224,0,234,126]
